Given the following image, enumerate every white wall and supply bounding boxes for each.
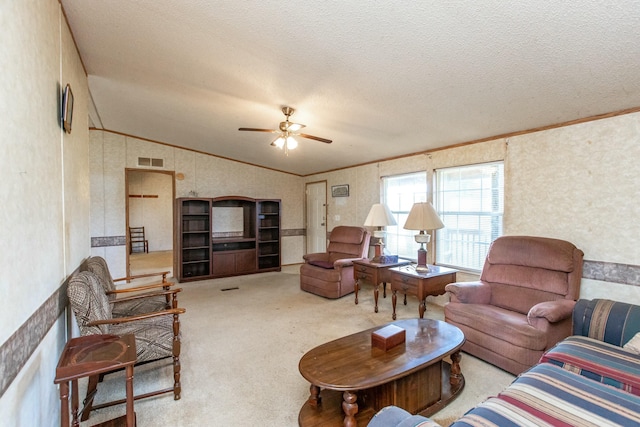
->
[90,131,305,277]
[305,113,640,303]
[0,0,90,425]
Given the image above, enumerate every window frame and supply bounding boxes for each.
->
[433,161,504,272]
[381,171,428,261]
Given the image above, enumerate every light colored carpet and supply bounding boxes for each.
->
[81,265,515,426]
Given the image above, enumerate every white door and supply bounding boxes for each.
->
[306,181,327,254]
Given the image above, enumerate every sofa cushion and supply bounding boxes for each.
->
[67,271,112,335]
[367,406,441,427]
[573,298,640,346]
[326,226,368,257]
[329,252,357,263]
[451,363,640,427]
[489,281,568,315]
[484,265,570,299]
[540,335,640,395]
[445,302,547,350]
[624,332,640,354]
[300,263,341,281]
[307,260,334,269]
[485,236,578,272]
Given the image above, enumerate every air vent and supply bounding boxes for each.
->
[137,157,164,168]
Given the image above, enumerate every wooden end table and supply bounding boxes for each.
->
[54,334,137,427]
[390,265,457,320]
[353,259,411,312]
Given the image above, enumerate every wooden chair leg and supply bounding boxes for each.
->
[173,312,182,400]
[80,374,100,421]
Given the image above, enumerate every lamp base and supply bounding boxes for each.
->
[371,244,383,263]
[415,246,429,272]
[415,264,430,273]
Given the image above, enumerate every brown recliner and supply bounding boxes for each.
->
[444,235,584,375]
[300,226,371,299]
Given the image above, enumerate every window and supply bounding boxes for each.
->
[382,172,427,260]
[434,162,504,271]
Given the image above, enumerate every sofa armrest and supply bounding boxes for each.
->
[445,281,491,304]
[528,299,575,326]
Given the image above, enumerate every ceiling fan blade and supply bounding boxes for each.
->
[299,133,332,144]
[238,127,278,133]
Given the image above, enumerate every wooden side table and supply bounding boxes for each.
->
[353,259,411,312]
[390,265,457,320]
[54,334,136,427]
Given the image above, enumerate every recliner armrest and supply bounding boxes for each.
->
[527,299,575,326]
[303,252,330,263]
[333,257,364,268]
[445,281,491,304]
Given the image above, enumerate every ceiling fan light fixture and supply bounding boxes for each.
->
[286,136,298,149]
[239,105,332,153]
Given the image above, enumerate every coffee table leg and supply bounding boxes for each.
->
[392,290,397,320]
[342,391,358,427]
[308,384,321,407]
[450,351,463,387]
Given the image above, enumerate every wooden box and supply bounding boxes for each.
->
[372,324,406,351]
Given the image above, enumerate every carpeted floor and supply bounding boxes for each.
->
[81,265,514,426]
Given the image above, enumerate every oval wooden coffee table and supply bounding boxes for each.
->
[298,319,465,427]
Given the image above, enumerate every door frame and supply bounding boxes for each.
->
[305,180,328,254]
[125,168,176,278]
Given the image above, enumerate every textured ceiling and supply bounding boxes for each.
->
[62,1,640,176]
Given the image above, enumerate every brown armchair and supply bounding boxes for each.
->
[444,235,584,375]
[67,271,185,420]
[300,226,371,298]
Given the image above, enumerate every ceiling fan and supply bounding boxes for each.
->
[239,106,332,155]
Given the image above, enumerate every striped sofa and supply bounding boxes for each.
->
[368,299,640,427]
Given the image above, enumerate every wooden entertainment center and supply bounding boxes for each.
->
[174,196,281,282]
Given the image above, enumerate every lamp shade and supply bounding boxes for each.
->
[364,204,397,227]
[403,202,444,231]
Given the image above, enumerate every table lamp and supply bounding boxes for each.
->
[403,202,444,272]
[364,203,397,262]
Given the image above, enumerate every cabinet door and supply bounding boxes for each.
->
[212,253,236,276]
[236,250,257,273]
